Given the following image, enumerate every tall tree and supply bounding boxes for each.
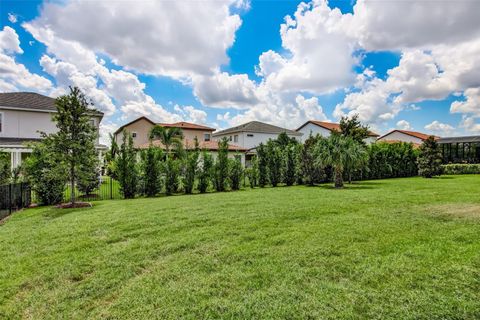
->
[105,133,119,179]
[229,156,243,191]
[315,133,367,188]
[417,136,443,178]
[116,131,138,198]
[149,125,183,155]
[198,150,213,193]
[266,140,282,187]
[140,145,162,196]
[183,138,200,194]
[49,87,99,205]
[282,144,297,186]
[275,132,298,147]
[339,114,371,145]
[214,138,230,192]
[300,134,324,186]
[23,139,68,205]
[256,143,268,187]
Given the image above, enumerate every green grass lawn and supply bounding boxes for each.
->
[1,176,480,319]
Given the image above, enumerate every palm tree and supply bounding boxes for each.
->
[314,133,368,188]
[149,125,183,155]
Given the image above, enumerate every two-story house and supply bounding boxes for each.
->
[296,120,379,144]
[212,121,302,167]
[212,121,302,149]
[113,116,246,165]
[0,92,105,170]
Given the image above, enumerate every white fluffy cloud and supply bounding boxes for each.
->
[174,105,208,125]
[0,26,22,54]
[258,1,356,95]
[24,0,243,78]
[425,120,455,136]
[396,120,412,131]
[451,88,480,117]
[192,72,259,109]
[0,27,52,93]
[350,0,480,50]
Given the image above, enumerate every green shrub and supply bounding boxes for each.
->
[229,156,243,191]
[256,143,268,187]
[115,131,138,199]
[140,146,162,197]
[164,158,180,195]
[23,141,67,205]
[282,144,297,186]
[442,164,480,175]
[183,147,199,194]
[198,151,213,193]
[418,136,442,178]
[246,156,258,188]
[213,138,229,192]
[266,140,282,187]
[0,152,11,185]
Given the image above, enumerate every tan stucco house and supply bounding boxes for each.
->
[114,116,246,165]
[0,92,106,170]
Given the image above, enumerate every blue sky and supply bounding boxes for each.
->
[1,0,479,141]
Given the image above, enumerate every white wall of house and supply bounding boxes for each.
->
[0,109,56,138]
[0,108,102,143]
[214,131,300,150]
[377,131,423,144]
[297,123,332,142]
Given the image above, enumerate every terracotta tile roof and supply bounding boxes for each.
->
[0,92,103,116]
[157,121,215,131]
[378,130,439,141]
[296,120,379,137]
[137,138,246,152]
[213,121,301,136]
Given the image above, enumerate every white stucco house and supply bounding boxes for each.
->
[377,130,437,145]
[0,92,106,170]
[296,120,379,144]
[212,121,302,166]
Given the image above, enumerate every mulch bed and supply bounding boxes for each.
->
[55,202,92,209]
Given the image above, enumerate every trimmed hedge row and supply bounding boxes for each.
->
[442,164,480,175]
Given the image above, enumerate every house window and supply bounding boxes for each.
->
[229,136,232,142]
[132,132,137,138]
[0,112,3,133]
[204,133,211,141]
[234,135,239,143]
[247,134,254,137]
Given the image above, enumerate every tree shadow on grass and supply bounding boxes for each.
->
[42,206,93,220]
[315,183,376,190]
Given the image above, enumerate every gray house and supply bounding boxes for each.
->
[0,92,105,170]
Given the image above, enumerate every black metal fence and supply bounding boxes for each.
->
[0,182,31,220]
[61,176,122,202]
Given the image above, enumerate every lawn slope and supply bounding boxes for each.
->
[1,176,480,319]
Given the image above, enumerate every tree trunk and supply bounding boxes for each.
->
[70,164,75,205]
[334,167,344,188]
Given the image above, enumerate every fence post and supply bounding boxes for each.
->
[8,183,12,215]
[110,176,113,200]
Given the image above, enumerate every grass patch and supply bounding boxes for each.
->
[1,175,480,319]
